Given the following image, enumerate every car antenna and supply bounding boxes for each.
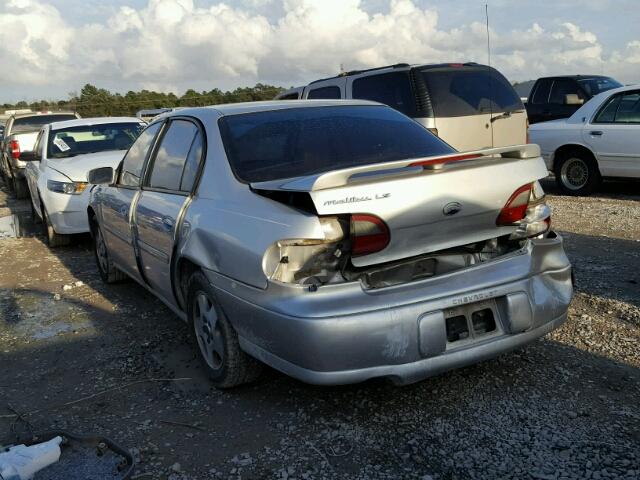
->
[485,3,495,148]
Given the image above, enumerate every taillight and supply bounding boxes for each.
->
[497,181,551,239]
[10,140,20,159]
[351,214,390,256]
[496,183,531,225]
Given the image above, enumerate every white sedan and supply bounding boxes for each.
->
[529,85,640,195]
[25,117,145,246]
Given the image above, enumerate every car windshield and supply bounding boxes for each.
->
[219,105,454,183]
[12,114,77,134]
[578,77,623,96]
[47,122,145,159]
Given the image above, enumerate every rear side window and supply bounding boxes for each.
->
[12,114,77,133]
[549,79,584,105]
[595,92,640,123]
[419,67,522,117]
[531,79,553,105]
[219,105,454,183]
[119,122,161,187]
[307,86,341,99]
[352,72,415,116]
[148,120,198,191]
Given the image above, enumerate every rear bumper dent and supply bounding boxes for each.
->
[209,233,572,385]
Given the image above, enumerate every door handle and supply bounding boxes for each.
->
[162,217,175,231]
[590,131,604,136]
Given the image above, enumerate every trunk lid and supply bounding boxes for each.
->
[252,145,548,267]
[10,131,39,152]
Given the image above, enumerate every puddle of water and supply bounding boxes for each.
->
[1,289,94,340]
[0,211,40,238]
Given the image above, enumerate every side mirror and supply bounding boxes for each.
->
[564,94,584,106]
[20,151,40,162]
[87,167,115,185]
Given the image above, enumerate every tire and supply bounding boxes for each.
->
[12,175,29,199]
[186,270,262,388]
[554,150,601,196]
[91,218,127,283]
[42,207,71,248]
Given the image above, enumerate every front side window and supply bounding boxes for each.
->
[119,122,162,187]
[219,105,454,183]
[47,122,144,159]
[352,72,415,117]
[594,92,640,123]
[307,86,341,99]
[147,120,198,191]
[549,79,585,105]
[419,67,522,117]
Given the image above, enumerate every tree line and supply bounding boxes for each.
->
[2,83,286,117]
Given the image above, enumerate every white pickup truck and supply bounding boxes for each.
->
[0,112,79,198]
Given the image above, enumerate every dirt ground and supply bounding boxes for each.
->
[1,176,639,480]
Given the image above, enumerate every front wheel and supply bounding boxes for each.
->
[43,208,71,247]
[186,270,262,388]
[92,218,127,283]
[554,151,600,196]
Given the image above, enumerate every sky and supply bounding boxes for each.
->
[1,0,639,103]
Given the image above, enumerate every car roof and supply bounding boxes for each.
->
[161,100,381,118]
[49,117,144,130]
[307,62,488,85]
[536,75,613,80]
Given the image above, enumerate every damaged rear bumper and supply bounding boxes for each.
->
[206,232,573,386]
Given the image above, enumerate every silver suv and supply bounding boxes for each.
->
[277,63,527,152]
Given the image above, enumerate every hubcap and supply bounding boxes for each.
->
[95,228,109,273]
[193,292,224,370]
[560,158,589,190]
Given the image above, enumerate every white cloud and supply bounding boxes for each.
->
[0,0,638,100]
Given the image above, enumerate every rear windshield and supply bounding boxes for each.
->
[219,105,454,183]
[419,67,523,117]
[12,114,77,134]
[577,77,622,96]
[47,122,144,159]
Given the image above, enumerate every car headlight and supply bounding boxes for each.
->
[47,180,88,195]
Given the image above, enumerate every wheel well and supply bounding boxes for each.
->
[554,144,598,172]
[176,257,200,310]
[87,206,97,235]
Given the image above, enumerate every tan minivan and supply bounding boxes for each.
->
[276,63,527,151]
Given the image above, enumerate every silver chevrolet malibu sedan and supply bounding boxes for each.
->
[87,100,573,388]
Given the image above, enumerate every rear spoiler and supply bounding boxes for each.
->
[251,144,541,192]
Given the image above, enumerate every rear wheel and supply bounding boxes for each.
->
[92,218,127,283]
[186,270,262,388]
[554,150,600,196]
[43,208,71,247]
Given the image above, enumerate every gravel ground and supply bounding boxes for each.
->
[0,176,639,480]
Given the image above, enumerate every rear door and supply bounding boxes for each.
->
[135,118,204,303]
[545,79,587,122]
[100,122,163,280]
[585,90,640,177]
[417,66,525,151]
